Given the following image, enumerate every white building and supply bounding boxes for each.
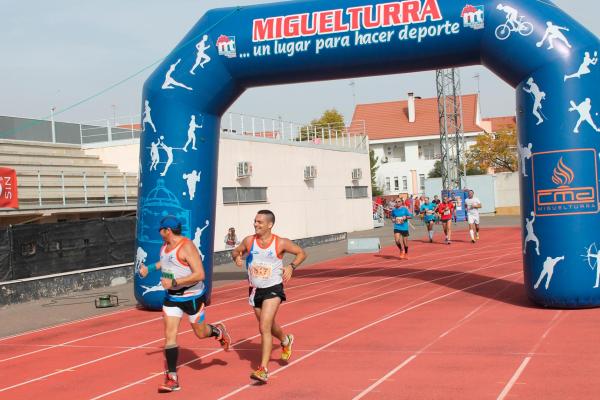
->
[84,124,373,251]
[350,93,486,196]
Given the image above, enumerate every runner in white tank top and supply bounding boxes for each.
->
[232,210,306,383]
[246,234,284,289]
[465,189,483,243]
[138,215,231,392]
[160,238,205,299]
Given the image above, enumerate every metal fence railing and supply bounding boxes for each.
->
[26,112,369,153]
[16,170,137,209]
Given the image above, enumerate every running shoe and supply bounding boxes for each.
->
[399,251,406,260]
[158,373,180,392]
[471,239,476,243]
[281,334,294,361]
[215,322,231,351]
[251,366,269,383]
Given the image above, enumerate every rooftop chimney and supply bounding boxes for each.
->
[408,92,416,123]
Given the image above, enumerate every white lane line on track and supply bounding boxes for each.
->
[217,269,522,400]
[90,249,519,399]
[0,237,518,394]
[496,310,565,400]
[1,241,515,364]
[352,266,520,399]
[0,235,497,347]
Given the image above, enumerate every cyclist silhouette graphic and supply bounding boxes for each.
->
[495,4,534,40]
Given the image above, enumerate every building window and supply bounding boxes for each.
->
[385,177,391,191]
[393,144,406,162]
[402,176,408,191]
[418,142,436,160]
[223,187,268,204]
[419,174,426,192]
[394,177,399,191]
[345,186,369,199]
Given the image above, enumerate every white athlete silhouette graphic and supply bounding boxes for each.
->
[523,77,546,125]
[162,59,193,91]
[135,247,148,274]
[182,170,201,200]
[149,138,160,171]
[140,282,165,296]
[518,143,533,177]
[564,51,598,81]
[536,21,572,50]
[569,98,600,133]
[190,35,211,74]
[534,256,564,290]
[193,220,210,261]
[524,211,540,256]
[183,115,203,152]
[142,100,157,133]
[583,243,600,288]
[495,4,533,40]
[159,136,174,177]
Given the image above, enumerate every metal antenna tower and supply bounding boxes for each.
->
[436,68,466,191]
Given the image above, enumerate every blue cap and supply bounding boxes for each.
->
[159,215,181,230]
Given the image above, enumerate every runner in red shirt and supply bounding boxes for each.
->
[435,196,455,244]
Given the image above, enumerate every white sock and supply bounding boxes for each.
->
[282,336,290,346]
[429,231,433,239]
[470,229,474,240]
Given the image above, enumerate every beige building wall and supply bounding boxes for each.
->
[84,135,372,250]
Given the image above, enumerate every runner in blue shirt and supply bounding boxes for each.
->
[391,201,412,259]
[420,197,437,243]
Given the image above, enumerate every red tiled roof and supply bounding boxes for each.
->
[482,116,516,132]
[349,94,481,141]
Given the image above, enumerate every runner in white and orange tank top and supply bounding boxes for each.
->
[138,215,231,393]
[232,209,306,384]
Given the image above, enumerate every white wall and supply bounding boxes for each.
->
[84,136,373,250]
[494,172,520,213]
[84,140,140,174]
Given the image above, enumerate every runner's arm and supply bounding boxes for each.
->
[231,236,253,268]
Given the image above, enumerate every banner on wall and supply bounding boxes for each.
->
[0,168,18,209]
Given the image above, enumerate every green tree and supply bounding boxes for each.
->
[428,160,486,178]
[370,150,383,197]
[298,109,346,141]
[466,127,518,172]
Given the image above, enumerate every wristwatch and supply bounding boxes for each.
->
[290,263,297,270]
[171,278,178,287]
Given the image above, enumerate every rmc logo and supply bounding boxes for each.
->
[532,149,599,217]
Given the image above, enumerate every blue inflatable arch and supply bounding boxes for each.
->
[135,0,600,309]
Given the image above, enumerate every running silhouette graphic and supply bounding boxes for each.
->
[182,170,201,200]
[564,51,598,81]
[149,138,160,171]
[142,100,157,133]
[495,4,533,40]
[162,59,193,91]
[159,136,174,177]
[534,256,565,290]
[183,115,203,152]
[569,98,600,133]
[192,220,210,261]
[523,77,546,125]
[190,35,211,74]
[536,21,572,50]
[524,211,540,256]
[518,143,533,177]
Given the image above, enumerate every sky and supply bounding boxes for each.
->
[1,0,598,126]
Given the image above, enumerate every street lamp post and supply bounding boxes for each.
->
[50,106,56,143]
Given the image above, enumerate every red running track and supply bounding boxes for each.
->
[1,227,599,399]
